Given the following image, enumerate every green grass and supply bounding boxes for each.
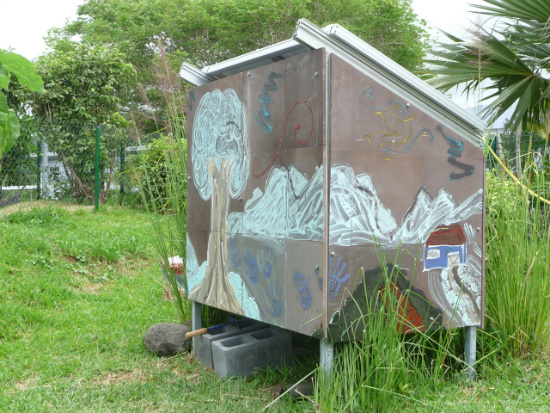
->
[0,203,310,413]
[2,200,550,413]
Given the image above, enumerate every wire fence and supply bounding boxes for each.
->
[486,133,549,174]
[0,116,144,209]
[2,116,548,209]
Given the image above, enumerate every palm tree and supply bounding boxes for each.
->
[423,0,550,134]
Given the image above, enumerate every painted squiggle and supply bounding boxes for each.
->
[436,124,475,180]
[253,101,313,178]
[252,72,284,134]
[361,89,431,160]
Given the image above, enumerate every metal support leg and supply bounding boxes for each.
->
[191,301,202,354]
[464,326,477,380]
[320,339,334,383]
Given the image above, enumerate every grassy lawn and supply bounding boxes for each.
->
[0,203,310,412]
[1,202,550,412]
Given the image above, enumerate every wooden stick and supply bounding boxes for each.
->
[185,327,209,338]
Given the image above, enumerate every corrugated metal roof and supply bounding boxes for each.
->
[179,19,486,146]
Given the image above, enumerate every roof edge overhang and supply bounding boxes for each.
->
[179,19,487,146]
[201,39,308,78]
[178,62,215,86]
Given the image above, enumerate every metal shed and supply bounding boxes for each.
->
[181,19,485,373]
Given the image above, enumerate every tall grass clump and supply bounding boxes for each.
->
[485,169,550,358]
[315,248,462,412]
[130,40,191,324]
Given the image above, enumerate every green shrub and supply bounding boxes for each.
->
[126,135,185,211]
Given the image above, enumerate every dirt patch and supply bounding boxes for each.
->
[14,377,39,391]
[80,282,103,295]
[62,255,79,265]
[94,369,146,386]
[0,200,94,216]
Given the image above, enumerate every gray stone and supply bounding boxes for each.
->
[144,323,191,357]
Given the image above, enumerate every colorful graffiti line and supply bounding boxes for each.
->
[436,124,475,180]
[253,100,314,178]
[361,88,432,159]
[252,72,285,134]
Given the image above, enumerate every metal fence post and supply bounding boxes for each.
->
[95,126,100,210]
[120,143,125,203]
[37,141,42,199]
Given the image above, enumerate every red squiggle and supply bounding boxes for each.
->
[253,100,314,178]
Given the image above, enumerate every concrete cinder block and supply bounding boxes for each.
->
[211,327,293,378]
[193,318,268,368]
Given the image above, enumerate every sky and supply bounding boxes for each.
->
[0,0,489,105]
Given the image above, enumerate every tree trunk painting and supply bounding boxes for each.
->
[189,88,249,313]
[189,158,241,313]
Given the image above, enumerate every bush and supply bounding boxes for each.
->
[126,135,185,210]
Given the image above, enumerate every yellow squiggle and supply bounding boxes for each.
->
[364,102,416,160]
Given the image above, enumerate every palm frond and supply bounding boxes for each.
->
[422,1,550,133]
[473,0,550,24]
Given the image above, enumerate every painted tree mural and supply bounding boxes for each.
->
[189,89,249,312]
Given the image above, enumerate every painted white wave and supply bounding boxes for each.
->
[228,163,482,247]
[390,188,483,245]
[330,165,482,246]
[228,164,324,241]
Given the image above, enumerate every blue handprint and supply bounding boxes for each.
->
[266,281,283,318]
[293,271,312,309]
[328,256,350,298]
[260,245,275,278]
[244,249,259,284]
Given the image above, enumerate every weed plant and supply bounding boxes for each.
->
[127,38,194,324]
[485,169,550,358]
[315,249,463,413]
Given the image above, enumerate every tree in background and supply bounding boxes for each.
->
[48,0,429,134]
[32,42,136,204]
[423,0,550,134]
